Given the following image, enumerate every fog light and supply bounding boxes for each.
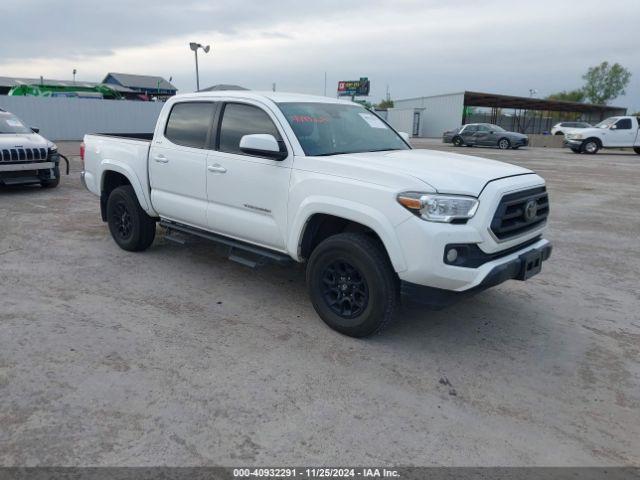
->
[446,248,458,263]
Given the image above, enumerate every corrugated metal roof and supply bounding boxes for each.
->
[201,84,249,91]
[0,76,136,93]
[103,72,176,91]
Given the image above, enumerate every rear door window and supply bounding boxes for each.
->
[165,102,216,149]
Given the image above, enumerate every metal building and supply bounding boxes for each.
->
[388,91,627,138]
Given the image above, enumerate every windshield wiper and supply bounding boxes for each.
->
[314,151,356,157]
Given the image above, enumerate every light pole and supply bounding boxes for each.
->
[189,42,210,91]
[73,68,77,84]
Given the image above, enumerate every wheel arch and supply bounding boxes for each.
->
[290,202,407,273]
[100,164,151,221]
[584,136,603,148]
[99,161,157,220]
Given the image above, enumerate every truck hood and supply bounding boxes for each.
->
[306,149,532,196]
[0,133,52,149]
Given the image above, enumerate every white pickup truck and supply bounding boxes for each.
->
[81,91,552,337]
[564,115,640,154]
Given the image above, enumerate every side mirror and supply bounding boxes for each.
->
[610,125,617,130]
[31,127,40,133]
[239,134,286,160]
[398,132,410,142]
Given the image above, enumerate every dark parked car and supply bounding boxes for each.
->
[443,123,528,150]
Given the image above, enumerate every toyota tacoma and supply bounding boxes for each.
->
[81,91,552,337]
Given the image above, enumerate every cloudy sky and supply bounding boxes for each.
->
[1,0,639,111]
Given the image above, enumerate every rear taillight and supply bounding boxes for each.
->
[79,142,85,169]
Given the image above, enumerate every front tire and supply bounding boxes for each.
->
[106,185,156,251]
[581,139,600,154]
[497,138,511,150]
[306,233,397,338]
[452,136,464,147]
[41,165,60,188]
[634,147,640,154]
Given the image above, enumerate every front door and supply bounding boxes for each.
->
[149,101,217,229]
[474,124,494,145]
[205,101,292,251]
[460,124,478,144]
[607,118,636,146]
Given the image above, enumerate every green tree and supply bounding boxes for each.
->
[546,89,586,103]
[582,61,631,105]
[376,99,394,109]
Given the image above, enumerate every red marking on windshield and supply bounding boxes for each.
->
[291,115,329,124]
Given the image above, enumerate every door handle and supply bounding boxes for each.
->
[153,155,168,163]
[207,164,227,174]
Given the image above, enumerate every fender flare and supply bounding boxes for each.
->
[99,160,155,215]
[288,196,408,273]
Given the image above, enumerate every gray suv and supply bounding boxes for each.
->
[445,123,528,150]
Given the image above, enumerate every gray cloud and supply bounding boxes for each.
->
[1,0,638,111]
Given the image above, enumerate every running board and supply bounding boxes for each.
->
[159,220,293,268]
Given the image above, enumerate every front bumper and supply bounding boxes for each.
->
[514,137,529,147]
[563,139,583,148]
[0,161,58,186]
[401,240,552,308]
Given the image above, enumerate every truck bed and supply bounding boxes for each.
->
[90,133,154,141]
[82,133,155,216]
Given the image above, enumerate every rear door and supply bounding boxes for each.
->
[205,101,292,250]
[149,101,217,228]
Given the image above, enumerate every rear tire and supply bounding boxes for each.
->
[634,147,640,154]
[452,136,464,147]
[555,131,564,136]
[106,185,156,252]
[306,233,397,338]
[497,138,511,150]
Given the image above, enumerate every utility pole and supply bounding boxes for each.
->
[324,72,327,96]
[73,69,77,84]
[189,42,211,92]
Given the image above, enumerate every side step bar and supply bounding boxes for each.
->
[159,219,293,268]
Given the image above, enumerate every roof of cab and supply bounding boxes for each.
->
[173,90,354,105]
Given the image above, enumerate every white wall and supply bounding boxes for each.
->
[385,108,417,136]
[0,96,164,140]
[394,93,465,137]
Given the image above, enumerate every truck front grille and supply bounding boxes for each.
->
[0,148,48,163]
[490,186,549,240]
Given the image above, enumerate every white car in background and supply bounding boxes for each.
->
[0,108,61,188]
[550,121,592,136]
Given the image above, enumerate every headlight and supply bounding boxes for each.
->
[48,143,58,153]
[397,192,479,223]
[567,133,583,140]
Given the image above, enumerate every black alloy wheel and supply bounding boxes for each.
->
[321,259,369,319]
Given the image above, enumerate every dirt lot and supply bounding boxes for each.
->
[1,140,638,466]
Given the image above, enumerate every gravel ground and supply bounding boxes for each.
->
[0,139,638,466]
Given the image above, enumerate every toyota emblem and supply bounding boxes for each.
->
[524,199,538,222]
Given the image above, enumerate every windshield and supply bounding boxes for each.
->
[595,117,619,129]
[278,102,409,156]
[0,112,32,134]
